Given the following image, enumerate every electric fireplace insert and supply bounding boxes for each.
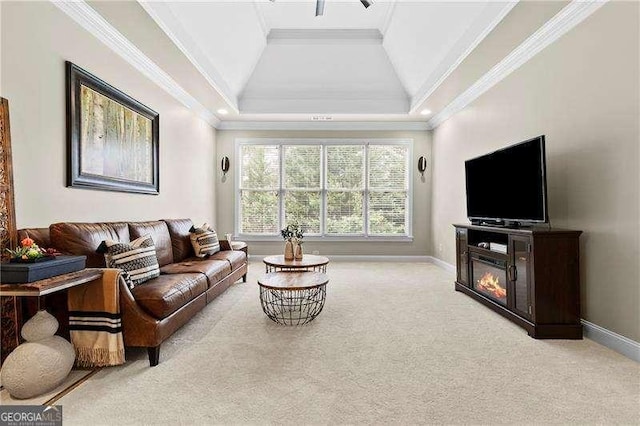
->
[470,253,508,305]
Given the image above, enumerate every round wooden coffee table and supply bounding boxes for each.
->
[258,271,329,325]
[263,254,329,273]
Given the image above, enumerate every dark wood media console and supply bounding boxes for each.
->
[454,224,582,339]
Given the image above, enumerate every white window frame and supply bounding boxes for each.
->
[235,138,414,242]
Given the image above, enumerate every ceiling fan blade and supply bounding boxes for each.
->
[316,0,325,16]
[360,0,372,8]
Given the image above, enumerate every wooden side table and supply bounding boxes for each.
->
[230,241,248,255]
[262,254,329,273]
[0,269,103,297]
[0,269,103,360]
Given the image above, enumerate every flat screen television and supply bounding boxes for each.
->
[465,135,548,225]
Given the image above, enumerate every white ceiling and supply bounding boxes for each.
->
[256,0,394,31]
[139,0,517,121]
[240,29,409,114]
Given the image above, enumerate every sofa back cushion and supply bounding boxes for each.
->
[50,222,130,267]
[163,219,195,262]
[17,228,51,248]
[128,221,173,267]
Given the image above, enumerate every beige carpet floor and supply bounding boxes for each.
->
[57,262,639,425]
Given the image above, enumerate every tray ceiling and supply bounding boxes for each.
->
[139,0,517,121]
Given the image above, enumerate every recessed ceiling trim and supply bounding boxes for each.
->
[218,121,429,131]
[380,0,397,36]
[409,1,519,113]
[51,0,220,128]
[427,0,609,130]
[240,96,409,115]
[267,28,383,44]
[252,0,270,36]
[138,1,239,113]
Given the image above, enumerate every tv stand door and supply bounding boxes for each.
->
[509,236,532,320]
[456,228,469,286]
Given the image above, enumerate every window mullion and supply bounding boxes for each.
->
[363,143,369,237]
[321,144,326,236]
[278,144,284,232]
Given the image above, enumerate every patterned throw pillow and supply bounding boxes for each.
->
[97,234,160,289]
[189,223,220,257]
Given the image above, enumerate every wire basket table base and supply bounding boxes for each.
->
[257,271,329,325]
[259,285,327,325]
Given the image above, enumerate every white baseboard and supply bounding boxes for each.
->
[426,256,456,273]
[248,255,430,262]
[582,320,640,363]
[420,257,640,363]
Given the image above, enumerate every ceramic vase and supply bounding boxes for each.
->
[284,240,294,260]
[0,310,75,399]
[294,243,303,260]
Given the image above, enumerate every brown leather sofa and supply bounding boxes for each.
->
[18,219,247,366]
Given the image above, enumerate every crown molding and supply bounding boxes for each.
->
[267,29,383,45]
[252,0,270,37]
[218,121,430,131]
[52,0,220,128]
[380,0,397,37]
[239,96,409,115]
[427,0,608,130]
[137,1,239,112]
[410,1,518,113]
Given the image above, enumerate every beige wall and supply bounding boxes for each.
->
[431,2,640,341]
[1,2,216,228]
[216,129,431,256]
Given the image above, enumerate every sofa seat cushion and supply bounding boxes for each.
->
[208,250,246,271]
[131,273,208,319]
[128,221,173,267]
[160,259,231,287]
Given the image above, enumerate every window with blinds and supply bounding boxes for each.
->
[237,140,411,238]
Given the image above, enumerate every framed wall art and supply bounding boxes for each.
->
[66,61,159,195]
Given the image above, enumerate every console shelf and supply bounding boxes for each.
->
[454,224,583,339]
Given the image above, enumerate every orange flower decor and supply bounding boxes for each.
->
[7,237,58,261]
[21,237,35,247]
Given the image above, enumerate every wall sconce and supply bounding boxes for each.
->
[221,156,230,176]
[417,156,427,176]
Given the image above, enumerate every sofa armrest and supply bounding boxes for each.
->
[119,275,163,346]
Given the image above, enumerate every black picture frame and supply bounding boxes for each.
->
[66,61,159,195]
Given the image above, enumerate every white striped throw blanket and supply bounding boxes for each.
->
[68,269,125,367]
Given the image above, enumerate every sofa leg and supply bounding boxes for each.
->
[242,273,247,283]
[148,345,160,367]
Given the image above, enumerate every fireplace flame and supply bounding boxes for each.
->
[477,272,507,299]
